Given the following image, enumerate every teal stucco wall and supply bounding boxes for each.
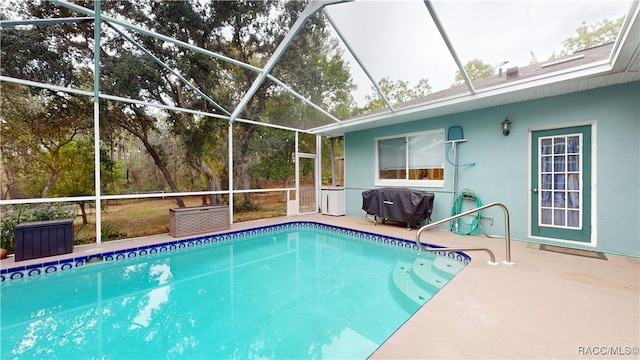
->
[343,81,639,257]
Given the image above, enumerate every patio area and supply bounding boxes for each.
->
[1,213,638,359]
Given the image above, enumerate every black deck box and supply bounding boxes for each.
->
[14,219,74,261]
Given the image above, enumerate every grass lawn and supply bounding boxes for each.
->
[73,193,288,245]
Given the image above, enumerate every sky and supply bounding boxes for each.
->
[322,0,633,105]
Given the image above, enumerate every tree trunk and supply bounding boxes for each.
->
[41,170,59,198]
[210,177,223,205]
[198,159,223,205]
[241,158,251,204]
[78,201,88,224]
[122,111,186,208]
[1,168,16,200]
[143,141,186,208]
[237,126,256,205]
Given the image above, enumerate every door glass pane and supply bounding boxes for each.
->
[554,174,565,189]
[541,139,552,155]
[554,156,565,172]
[538,134,582,229]
[568,155,579,171]
[553,138,565,154]
[541,156,552,172]
[541,174,552,189]
[567,174,580,191]
[567,136,580,153]
[554,209,566,226]
[541,209,552,225]
[567,210,579,226]
[567,192,580,208]
[553,191,564,206]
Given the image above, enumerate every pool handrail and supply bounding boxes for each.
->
[415,202,514,266]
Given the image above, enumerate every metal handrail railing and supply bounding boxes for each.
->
[415,202,514,266]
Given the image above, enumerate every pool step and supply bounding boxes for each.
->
[432,256,466,276]
[412,259,450,290]
[391,261,434,306]
[391,256,466,307]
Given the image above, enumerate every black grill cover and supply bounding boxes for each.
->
[362,188,434,224]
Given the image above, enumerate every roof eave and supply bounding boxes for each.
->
[313,2,640,138]
[312,62,617,137]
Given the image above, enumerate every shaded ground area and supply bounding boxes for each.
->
[73,193,287,245]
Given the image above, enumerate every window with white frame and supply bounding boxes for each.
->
[375,129,445,187]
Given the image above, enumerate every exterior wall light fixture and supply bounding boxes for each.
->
[501,118,512,136]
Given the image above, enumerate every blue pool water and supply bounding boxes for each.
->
[0,222,468,359]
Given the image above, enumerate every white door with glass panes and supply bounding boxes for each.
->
[531,125,592,243]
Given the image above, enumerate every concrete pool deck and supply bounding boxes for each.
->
[2,213,639,359]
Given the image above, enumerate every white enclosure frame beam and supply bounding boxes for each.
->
[49,0,342,131]
[0,17,94,28]
[322,9,394,112]
[423,0,476,94]
[93,0,102,244]
[0,76,94,97]
[229,0,348,123]
[316,134,322,211]
[0,75,316,134]
[294,132,300,211]
[228,123,234,224]
[49,0,261,73]
[266,74,343,125]
[104,22,231,116]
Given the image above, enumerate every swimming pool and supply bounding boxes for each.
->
[0,222,469,359]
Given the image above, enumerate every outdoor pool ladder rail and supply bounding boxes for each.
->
[415,202,514,266]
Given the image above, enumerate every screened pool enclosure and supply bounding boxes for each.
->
[1,0,636,245]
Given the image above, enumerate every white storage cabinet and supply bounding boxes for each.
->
[321,187,345,216]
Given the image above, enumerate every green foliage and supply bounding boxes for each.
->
[558,17,624,56]
[2,0,357,206]
[234,200,261,212]
[101,52,166,100]
[51,140,97,197]
[0,204,76,253]
[101,223,126,241]
[454,59,495,84]
[321,136,344,186]
[364,77,432,111]
[251,128,295,187]
[0,83,94,198]
[0,0,91,87]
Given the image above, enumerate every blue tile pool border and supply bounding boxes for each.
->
[0,221,471,282]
